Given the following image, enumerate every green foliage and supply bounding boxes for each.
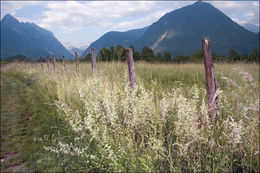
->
[141,46,155,62]
[97,45,126,62]
[80,53,91,62]
[156,52,164,61]
[163,52,171,61]
[2,54,27,62]
[228,49,241,61]
[191,50,203,62]
[81,44,259,63]
[249,48,260,63]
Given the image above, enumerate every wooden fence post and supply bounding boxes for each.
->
[40,56,43,70]
[201,38,218,121]
[91,48,97,73]
[52,55,56,72]
[62,56,67,71]
[126,47,136,89]
[75,52,79,73]
[47,55,49,68]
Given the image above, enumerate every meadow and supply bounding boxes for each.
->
[1,62,259,172]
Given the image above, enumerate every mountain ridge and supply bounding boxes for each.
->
[243,23,259,33]
[81,1,258,57]
[133,1,258,56]
[1,14,73,59]
[80,26,148,57]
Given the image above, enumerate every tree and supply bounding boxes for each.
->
[4,54,27,62]
[212,53,225,62]
[241,54,249,62]
[134,51,141,61]
[141,46,155,62]
[228,49,240,61]
[175,54,190,63]
[191,50,203,62]
[110,46,115,61]
[249,48,259,62]
[114,45,125,61]
[156,52,164,61]
[99,48,112,61]
[80,53,91,62]
[164,52,171,62]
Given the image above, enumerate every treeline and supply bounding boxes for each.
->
[1,54,27,62]
[1,46,259,63]
[81,45,259,63]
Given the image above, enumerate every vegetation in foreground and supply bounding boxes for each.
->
[1,62,259,172]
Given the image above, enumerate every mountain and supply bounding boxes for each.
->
[68,46,86,56]
[243,23,259,33]
[1,14,73,59]
[134,1,259,56]
[80,26,148,57]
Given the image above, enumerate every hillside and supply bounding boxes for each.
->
[80,26,148,57]
[243,23,259,33]
[134,1,259,56]
[1,14,73,59]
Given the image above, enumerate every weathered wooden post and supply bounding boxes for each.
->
[39,56,43,70]
[91,48,97,73]
[201,38,218,121]
[62,56,67,71]
[75,52,79,73]
[52,55,56,72]
[47,55,50,68]
[126,47,136,89]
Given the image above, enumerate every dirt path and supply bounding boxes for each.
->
[1,73,33,172]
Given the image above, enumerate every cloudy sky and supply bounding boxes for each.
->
[1,1,259,49]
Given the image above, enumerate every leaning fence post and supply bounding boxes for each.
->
[91,48,97,73]
[75,52,79,73]
[126,47,136,89]
[62,56,67,71]
[201,38,218,121]
[47,55,49,68]
[52,55,56,72]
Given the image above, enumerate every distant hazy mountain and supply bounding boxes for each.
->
[243,23,259,33]
[80,26,148,57]
[1,14,73,59]
[68,46,86,56]
[134,1,259,56]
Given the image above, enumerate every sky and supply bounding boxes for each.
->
[1,1,259,49]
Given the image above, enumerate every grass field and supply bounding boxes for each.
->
[1,62,259,172]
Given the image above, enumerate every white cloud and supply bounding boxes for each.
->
[113,11,166,29]
[211,1,259,26]
[35,1,193,30]
[5,1,256,31]
[231,18,247,25]
[243,12,255,17]
[1,1,259,48]
[1,1,45,17]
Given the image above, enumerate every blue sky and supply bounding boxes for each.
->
[1,1,259,49]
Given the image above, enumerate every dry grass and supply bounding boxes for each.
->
[1,62,259,172]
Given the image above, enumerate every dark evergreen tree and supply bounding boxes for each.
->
[249,48,259,62]
[141,46,155,62]
[228,49,240,61]
[164,52,172,62]
[156,52,164,61]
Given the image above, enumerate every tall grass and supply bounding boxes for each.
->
[1,62,259,172]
